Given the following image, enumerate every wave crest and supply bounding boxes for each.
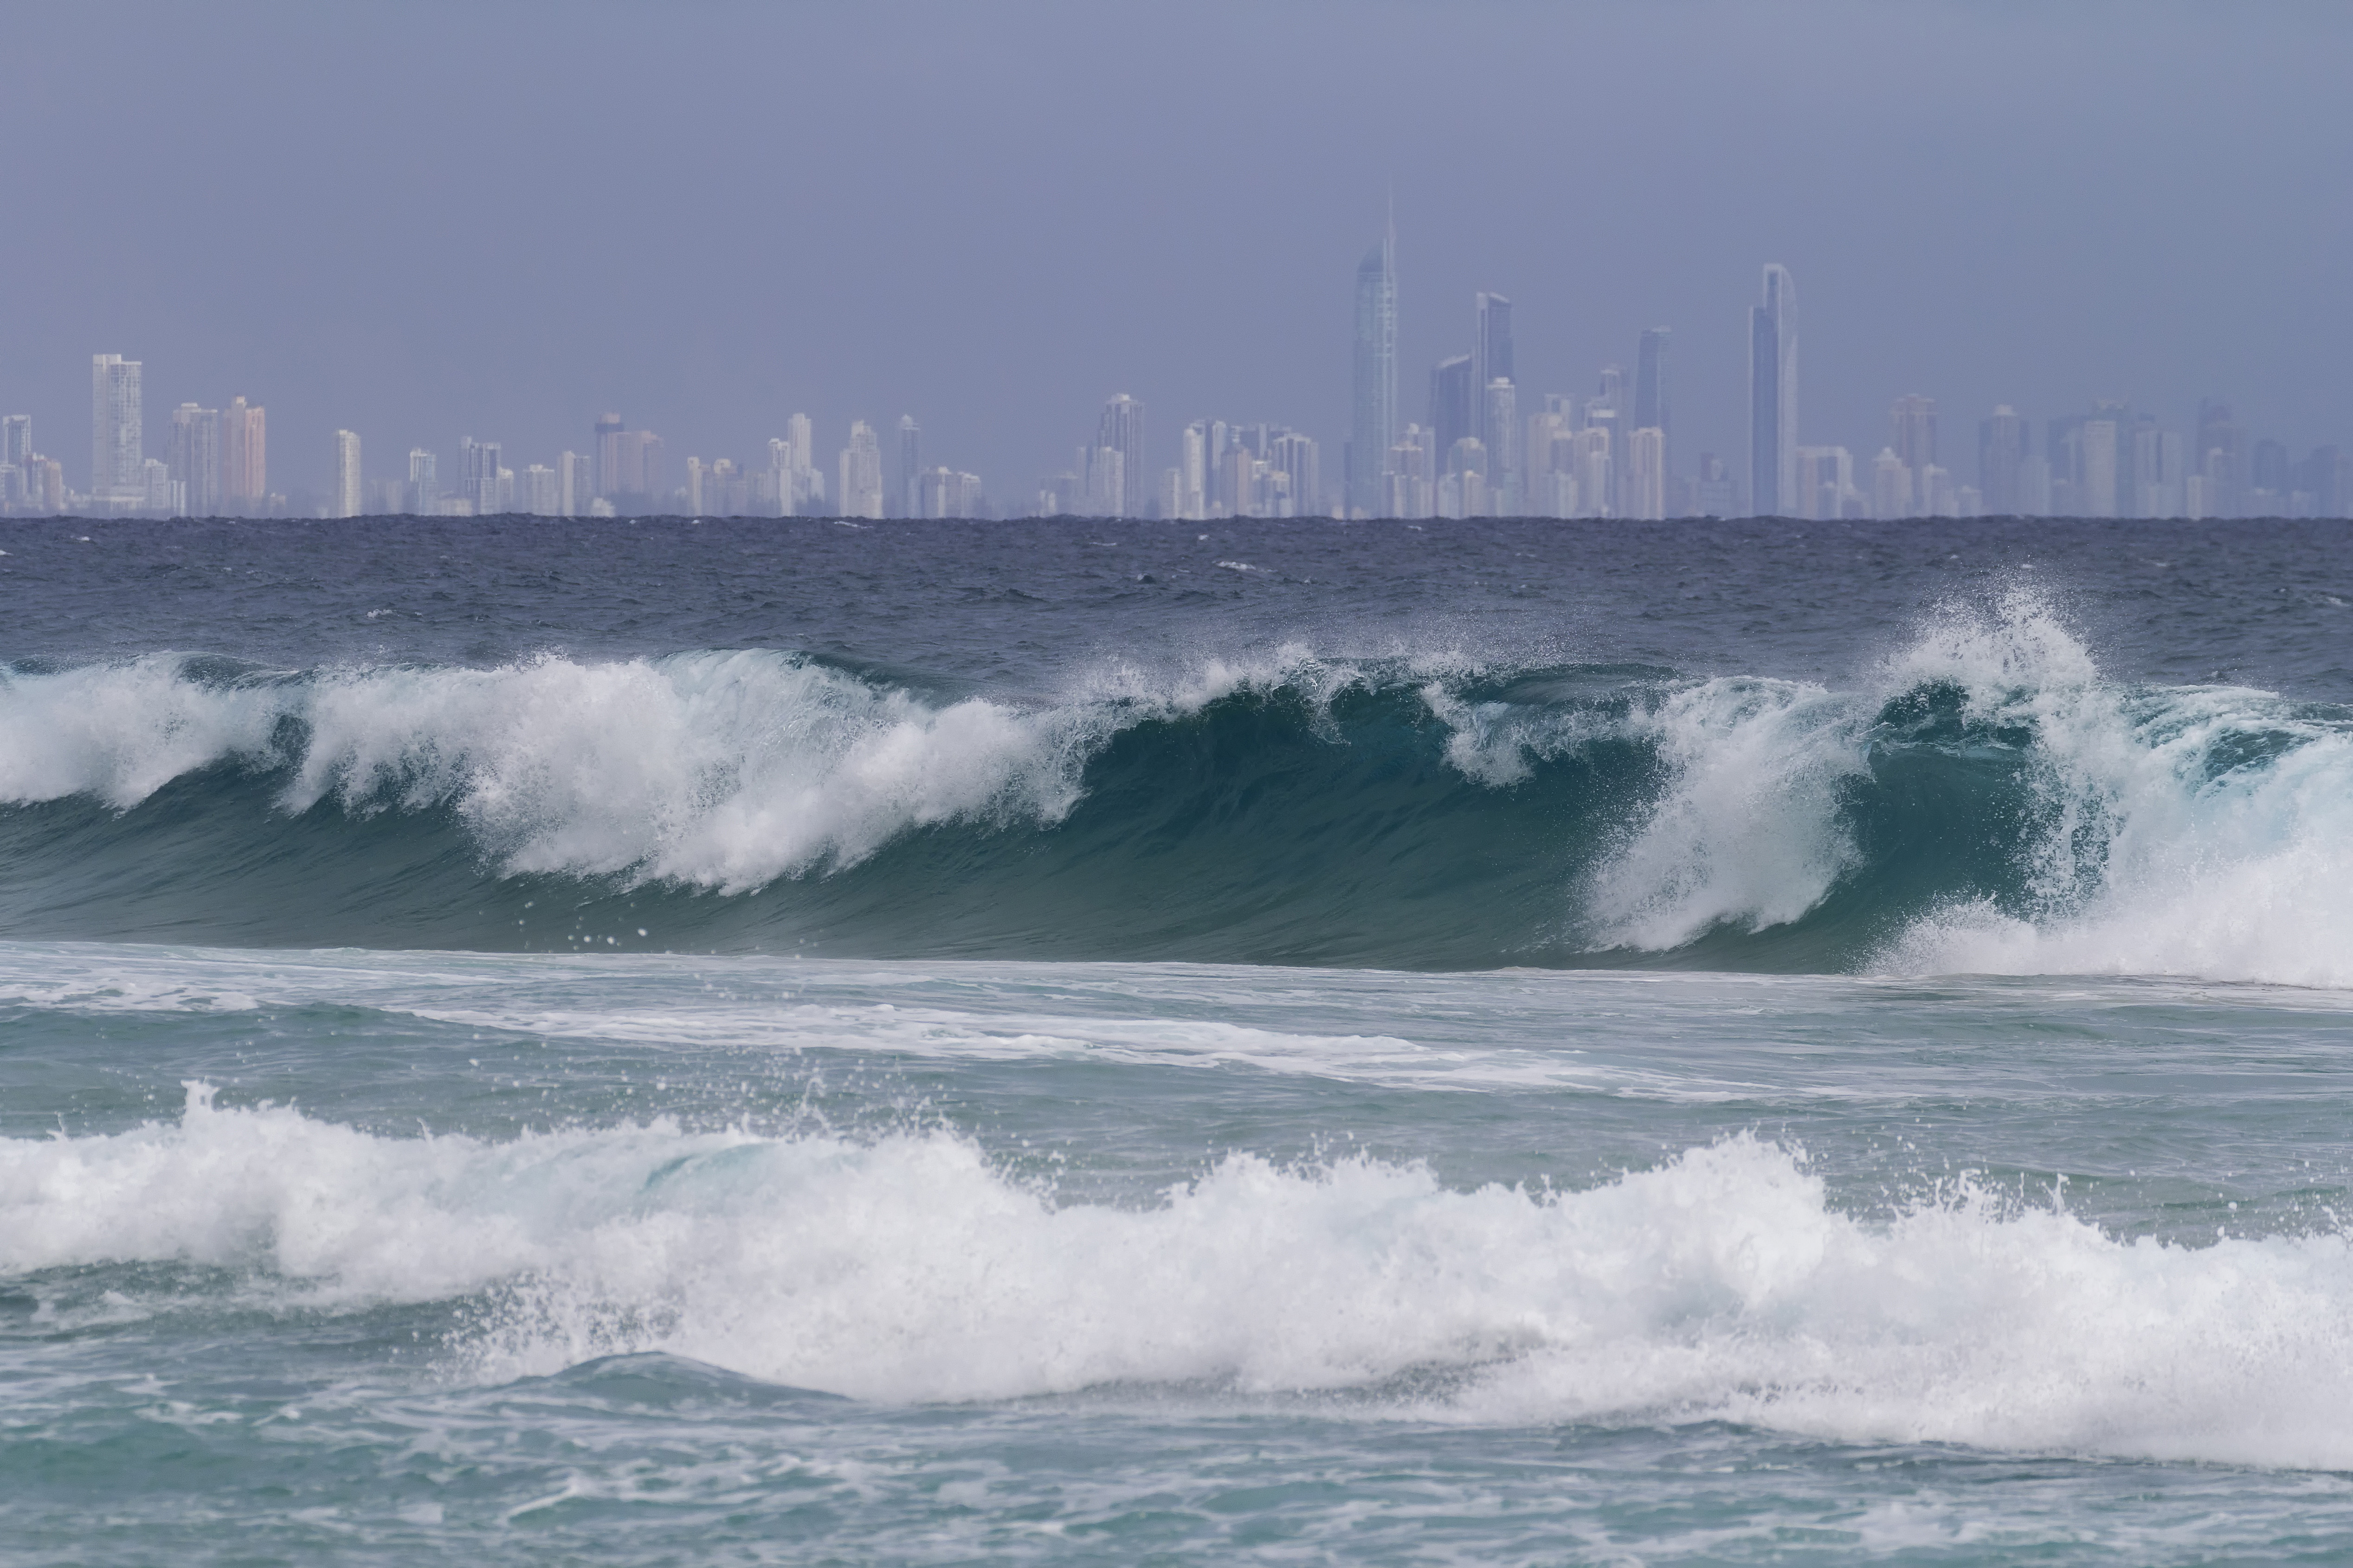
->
[10,1088,2353,1468]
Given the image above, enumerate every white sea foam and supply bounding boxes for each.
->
[6,1088,2353,1469]
[1559,588,2353,986]
[0,647,1398,893]
[1582,677,1865,950]
[1873,591,2353,988]
[0,652,1115,890]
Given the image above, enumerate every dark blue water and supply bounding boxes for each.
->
[4,514,2353,1563]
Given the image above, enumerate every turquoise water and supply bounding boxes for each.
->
[7,948,2353,1562]
[5,515,2353,1562]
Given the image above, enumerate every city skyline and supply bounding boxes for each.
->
[10,236,2347,521]
[3,2,2349,517]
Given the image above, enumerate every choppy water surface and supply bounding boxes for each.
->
[3,515,2351,1563]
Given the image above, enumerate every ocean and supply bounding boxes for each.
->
[3,513,2351,1564]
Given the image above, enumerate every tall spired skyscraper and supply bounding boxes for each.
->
[1633,328,1670,468]
[1473,292,1512,444]
[1748,265,1797,515]
[1348,217,1397,518]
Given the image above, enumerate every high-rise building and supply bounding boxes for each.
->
[1096,395,1145,517]
[1179,421,1208,521]
[1348,221,1398,518]
[1,415,29,473]
[1633,329,1670,477]
[1628,426,1666,521]
[2250,438,2291,514]
[333,430,363,518]
[1473,292,1512,443]
[1978,407,2029,515]
[2081,418,2119,518]
[1483,379,1519,513]
[1692,453,1739,518]
[222,398,266,512]
[1269,431,1321,519]
[1573,427,1612,520]
[1872,448,1913,520]
[558,452,593,517]
[522,463,559,516]
[407,449,438,514]
[839,421,884,518]
[142,458,176,515]
[594,414,625,497]
[1083,444,1127,516]
[1796,446,1854,521]
[1889,396,1936,504]
[1748,265,1797,515]
[916,467,985,519]
[1429,355,1475,469]
[2196,400,2244,519]
[2294,444,2350,517]
[90,354,143,500]
[459,437,503,514]
[168,404,221,517]
[1386,425,1434,519]
[896,416,920,519]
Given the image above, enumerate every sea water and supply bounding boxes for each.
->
[2,515,2351,1563]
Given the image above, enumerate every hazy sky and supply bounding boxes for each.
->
[4,0,2349,501]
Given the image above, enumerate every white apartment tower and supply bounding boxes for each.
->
[333,430,363,517]
[839,421,884,518]
[91,354,143,500]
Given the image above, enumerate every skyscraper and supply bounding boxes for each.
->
[896,416,920,519]
[1483,379,1519,513]
[839,421,884,518]
[1180,421,1208,521]
[1978,407,2029,515]
[594,414,624,498]
[1096,395,1145,516]
[222,397,266,512]
[168,404,221,517]
[408,449,438,514]
[2081,418,2119,518]
[1889,395,1936,501]
[1429,355,1475,468]
[2198,400,2245,518]
[1633,328,1670,474]
[523,464,560,517]
[1348,222,1398,518]
[333,430,362,518]
[1628,425,1667,521]
[1473,292,1512,444]
[90,354,142,499]
[559,452,593,517]
[459,437,502,514]
[1748,265,1797,515]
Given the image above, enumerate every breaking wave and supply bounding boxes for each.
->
[0,592,2347,982]
[7,1086,2352,1470]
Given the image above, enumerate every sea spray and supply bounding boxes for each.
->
[9,1086,2353,1469]
[1,595,2350,982]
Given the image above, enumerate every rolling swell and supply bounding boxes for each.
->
[0,594,2347,979]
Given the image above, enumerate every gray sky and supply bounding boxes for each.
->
[3,0,2348,501]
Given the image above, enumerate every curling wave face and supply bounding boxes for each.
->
[0,592,2347,982]
[6,1085,2351,1471]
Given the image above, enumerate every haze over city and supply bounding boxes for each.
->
[3,0,2348,516]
